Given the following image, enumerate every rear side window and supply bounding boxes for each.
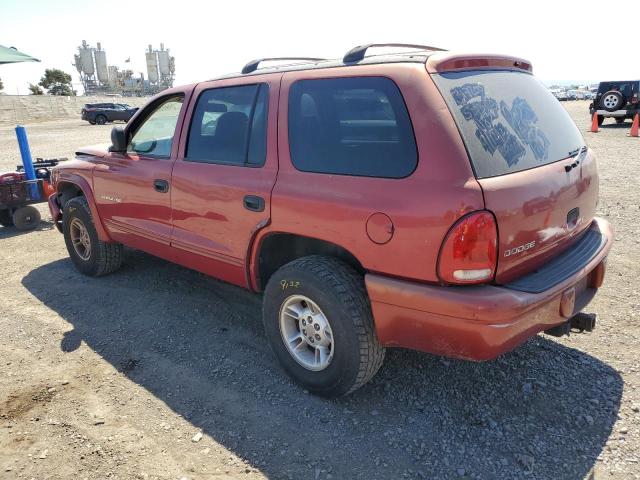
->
[288,77,417,178]
[186,84,269,166]
[433,70,584,178]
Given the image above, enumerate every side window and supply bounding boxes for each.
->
[186,84,269,166]
[288,77,417,178]
[128,95,184,158]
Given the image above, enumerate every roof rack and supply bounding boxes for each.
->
[241,57,327,74]
[343,43,447,63]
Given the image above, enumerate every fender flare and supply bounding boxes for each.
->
[56,174,112,242]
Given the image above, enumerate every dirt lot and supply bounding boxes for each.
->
[0,101,638,479]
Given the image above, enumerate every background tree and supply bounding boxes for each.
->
[28,83,44,95]
[38,69,75,96]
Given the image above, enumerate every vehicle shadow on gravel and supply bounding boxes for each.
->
[600,122,633,129]
[22,251,623,480]
[0,220,55,239]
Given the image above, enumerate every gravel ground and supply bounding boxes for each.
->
[0,101,638,480]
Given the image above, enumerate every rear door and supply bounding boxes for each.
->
[170,76,279,287]
[433,69,598,283]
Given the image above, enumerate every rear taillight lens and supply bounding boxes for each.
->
[437,211,498,285]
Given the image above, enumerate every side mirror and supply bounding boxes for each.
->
[109,126,127,153]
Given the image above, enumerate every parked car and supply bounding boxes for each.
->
[589,80,640,125]
[567,89,588,100]
[550,89,569,101]
[81,103,139,125]
[49,44,613,397]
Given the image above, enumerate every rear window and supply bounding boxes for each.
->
[433,70,584,179]
[288,77,417,178]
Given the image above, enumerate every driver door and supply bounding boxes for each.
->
[93,93,189,251]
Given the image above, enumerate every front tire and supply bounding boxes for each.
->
[63,196,123,276]
[263,255,385,397]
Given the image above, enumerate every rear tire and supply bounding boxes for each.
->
[95,115,107,125]
[0,208,14,227]
[263,255,385,397]
[63,196,123,276]
[89,120,96,125]
[615,117,625,124]
[597,115,605,126]
[12,206,40,231]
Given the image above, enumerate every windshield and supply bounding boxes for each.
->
[433,70,585,178]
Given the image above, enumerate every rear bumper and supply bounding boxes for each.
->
[590,107,639,118]
[366,217,614,361]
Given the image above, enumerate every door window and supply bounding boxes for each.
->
[186,84,269,166]
[288,77,417,178]
[128,95,184,158]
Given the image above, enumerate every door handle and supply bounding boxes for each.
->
[153,179,169,193]
[243,195,265,212]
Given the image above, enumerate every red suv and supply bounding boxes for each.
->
[48,44,613,397]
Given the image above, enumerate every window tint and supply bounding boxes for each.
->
[433,70,585,178]
[186,84,269,166]
[288,77,417,178]
[128,95,183,158]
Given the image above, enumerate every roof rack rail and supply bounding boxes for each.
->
[241,57,327,74]
[343,43,447,63]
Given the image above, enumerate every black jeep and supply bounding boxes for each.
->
[589,80,640,125]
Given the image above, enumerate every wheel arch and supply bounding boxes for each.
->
[56,176,112,242]
[251,232,365,292]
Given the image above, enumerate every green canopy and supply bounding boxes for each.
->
[0,45,39,64]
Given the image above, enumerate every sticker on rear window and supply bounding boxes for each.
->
[450,83,549,167]
[433,71,583,178]
[500,97,549,162]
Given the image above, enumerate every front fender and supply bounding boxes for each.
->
[55,173,112,242]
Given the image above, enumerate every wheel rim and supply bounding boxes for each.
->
[69,218,91,261]
[279,295,334,371]
[603,94,619,109]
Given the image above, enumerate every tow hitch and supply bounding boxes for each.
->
[545,312,597,337]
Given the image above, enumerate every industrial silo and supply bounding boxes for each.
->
[157,43,171,76]
[94,42,109,85]
[78,41,95,75]
[145,45,159,84]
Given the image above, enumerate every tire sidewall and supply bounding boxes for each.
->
[63,199,101,275]
[12,206,40,231]
[96,115,107,125]
[600,91,623,112]
[263,264,363,396]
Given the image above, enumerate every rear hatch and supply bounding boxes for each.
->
[432,67,598,283]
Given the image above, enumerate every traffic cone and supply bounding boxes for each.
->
[590,112,599,133]
[629,113,639,137]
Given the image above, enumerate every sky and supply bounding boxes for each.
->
[1,0,637,95]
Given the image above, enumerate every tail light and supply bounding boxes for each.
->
[437,211,498,285]
[632,93,638,104]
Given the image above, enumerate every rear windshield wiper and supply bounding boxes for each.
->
[568,146,587,158]
[565,146,587,172]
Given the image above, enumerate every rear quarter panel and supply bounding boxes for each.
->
[266,63,484,283]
